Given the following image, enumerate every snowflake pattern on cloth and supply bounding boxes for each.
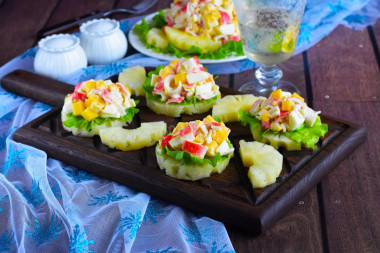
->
[0,0,379,251]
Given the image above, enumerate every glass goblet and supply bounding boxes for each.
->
[233,0,306,97]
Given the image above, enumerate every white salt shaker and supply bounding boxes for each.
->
[34,34,87,79]
[79,18,128,65]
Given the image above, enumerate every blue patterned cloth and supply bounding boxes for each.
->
[0,1,379,252]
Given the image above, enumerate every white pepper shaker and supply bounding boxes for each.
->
[79,18,128,65]
[34,34,87,79]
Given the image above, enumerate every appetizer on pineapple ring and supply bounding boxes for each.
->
[62,79,139,137]
[238,89,328,150]
[144,57,221,117]
[156,115,234,181]
[133,0,244,59]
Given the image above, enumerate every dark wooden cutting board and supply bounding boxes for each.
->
[1,70,367,234]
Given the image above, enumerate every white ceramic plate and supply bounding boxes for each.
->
[128,12,247,64]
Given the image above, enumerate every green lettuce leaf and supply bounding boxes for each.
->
[159,144,231,167]
[238,109,328,149]
[143,66,219,106]
[134,19,152,45]
[152,9,168,28]
[133,13,244,59]
[63,106,139,132]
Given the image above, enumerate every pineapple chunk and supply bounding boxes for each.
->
[164,26,221,53]
[270,89,282,100]
[99,121,167,151]
[174,73,187,86]
[260,111,269,122]
[206,140,218,157]
[118,65,147,96]
[96,80,107,89]
[212,95,264,123]
[281,100,293,111]
[72,101,85,116]
[194,133,205,144]
[81,108,98,121]
[160,65,175,79]
[84,81,96,93]
[212,123,229,144]
[146,28,169,49]
[292,92,305,102]
[239,140,283,188]
[172,122,189,135]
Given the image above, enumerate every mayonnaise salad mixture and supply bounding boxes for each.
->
[158,115,234,159]
[62,79,136,121]
[151,57,220,103]
[249,89,321,132]
[164,0,240,44]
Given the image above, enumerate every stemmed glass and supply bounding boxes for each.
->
[233,0,306,97]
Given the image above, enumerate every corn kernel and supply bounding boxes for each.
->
[85,94,101,108]
[96,80,107,89]
[260,111,270,122]
[84,81,96,93]
[291,92,305,102]
[89,99,106,113]
[274,123,282,132]
[194,133,205,144]
[204,115,217,126]
[172,122,189,135]
[160,65,175,79]
[169,59,179,68]
[270,89,282,100]
[206,141,218,157]
[72,101,85,116]
[174,73,187,86]
[282,100,293,111]
[212,124,229,144]
[81,108,98,121]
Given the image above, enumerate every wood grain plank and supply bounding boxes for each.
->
[228,190,324,253]
[308,22,380,252]
[314,101,380,252]
[215,50,324,250]
[308,25,380,102]
[0,0,56,65]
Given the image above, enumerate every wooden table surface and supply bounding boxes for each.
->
[1,0,379,252]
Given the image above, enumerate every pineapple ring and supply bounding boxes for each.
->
[251,125,311,151]
[156,145,233,181]
[61,111,129,137]
[146,91,221,117]
[212,94,265,123]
